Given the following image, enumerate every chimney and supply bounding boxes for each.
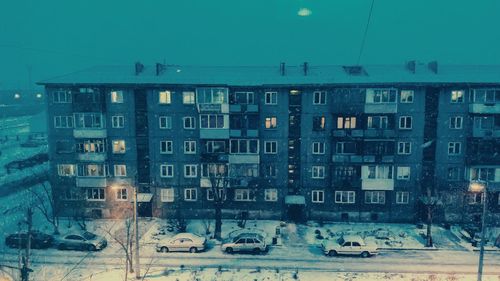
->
[156,63,166,76]
[406,60,416,74]
[303,62,309,76]
[135,62,144,75]
[279,62,286,76]
[428,61,438,74]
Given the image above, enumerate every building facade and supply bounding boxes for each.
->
[40,62,500,224]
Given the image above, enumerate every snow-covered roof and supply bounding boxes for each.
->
[38,64,500,86]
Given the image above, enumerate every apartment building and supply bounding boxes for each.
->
[40,62,500,224]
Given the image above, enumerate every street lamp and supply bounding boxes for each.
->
[469,181,487,281]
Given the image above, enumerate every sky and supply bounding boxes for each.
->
[1,0,500,89]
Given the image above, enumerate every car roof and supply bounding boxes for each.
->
[342,235,364,242]
[172,233,202,239]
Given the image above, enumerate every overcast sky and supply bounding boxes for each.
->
[1,0,500,89]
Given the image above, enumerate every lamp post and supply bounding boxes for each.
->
[469,181,487,281]
[133,185,141,280]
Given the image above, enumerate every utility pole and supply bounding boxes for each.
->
[21,207,33,281]
[477,186,487,281]
[133,186,141,279]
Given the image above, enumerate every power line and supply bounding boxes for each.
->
[356,0,375,65]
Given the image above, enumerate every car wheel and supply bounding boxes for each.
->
[189,247,197,253]
[361,251,370,258]
[328,250,337,257]
[58,244,66,250]
[87,244,96,251]
[253,248,261,254]
[225,247,233,254]
[160,247,169,253]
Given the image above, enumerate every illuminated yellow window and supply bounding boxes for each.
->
[159,91,171,104]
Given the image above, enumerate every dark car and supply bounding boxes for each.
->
[57,232,107,251]
[5,231,54,249]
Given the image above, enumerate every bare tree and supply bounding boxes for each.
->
[420,185,441,247]
[102,218,134,281]
[28,179,61,234]
[206,164,230,240]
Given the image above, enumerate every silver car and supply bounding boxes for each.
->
[156,233,206,253]
[221,233,267,254]
[57,231,107,251]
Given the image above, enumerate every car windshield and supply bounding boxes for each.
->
[83,232,96,240]
[337,237,345,245]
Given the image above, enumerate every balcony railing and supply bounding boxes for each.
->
[76,177,107,187]
[363,129,396,138]
[77,153,107,162]
[361,178,394,190]
[472,128,500,138]
[228,154,260,164]
[364,103,398,114]
[469,103,500,114]
[332,155,394,163]
[73,129,107,138]
[332,129,364,138]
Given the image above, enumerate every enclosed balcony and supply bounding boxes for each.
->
[77,153,107,162]
[469,89,500,114]
[363,129,396,138]
[73,129,107,138]
[76,177,107,187]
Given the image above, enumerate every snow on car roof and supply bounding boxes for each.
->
[38,64,500,86]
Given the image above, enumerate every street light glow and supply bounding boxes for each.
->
[14,93,21,99]
[36,93,43,98]
[469,182,485,193]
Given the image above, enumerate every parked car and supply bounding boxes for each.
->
[5,231,54,249]
[221,233,267,254]
[321,235,378,258]
[156,233,206,253]
[57,232,107,251]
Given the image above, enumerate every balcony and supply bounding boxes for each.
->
[472,128,500,138]
[107,177,134,186]
[466,153,500,165]
[77,153,107,162]
[469,103,500,114]
[332,155,393,163]
[200,128,229,139]
[228,154,260,164]
[332,129,364,138]
[197,103,229,113]
[230,129,259,138]
[73,129,107,138]
[361,178,394,190]
[364,103,397,114]
[76,177,107,187]
[200,153,229,162]
[363,129,396,138]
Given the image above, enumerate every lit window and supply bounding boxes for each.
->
[110,90,124,103]
[265,117,277,129]
[400,90,414,103]
[311,190,324,203]
[396,192,409,204]
[159,90,172,104]
[161,188,174,202]
[313,91,326,105]
[264,141,278,154]
[182,91,195,104]
[264,92,277,105]
[111,115,124,128]
[184,188,197,201]
[264,189,278,202]
[114,164,127,177]
[337,117,356,129]
[313,116,326,131]
[112,140,126,154]
[397,166,411,180]
[160,164,174,177]
[450,90,464,103]
[335,191,355,204]
[399,116,412,129]
[447,142,461,155]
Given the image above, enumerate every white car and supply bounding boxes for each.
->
[321,235,378,258]
[221,233,267,254]
[156,233,206,253]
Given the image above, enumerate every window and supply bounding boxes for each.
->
[196,88,228,104]
[159,90,172,104]
[160,164,174,178]
[54,116,74,128]
[367,116,389,129]
[184,188,197,201]
[467,193,484,205]
[87,188,105,201]
[366,89,397,103]
[265,117,277,129]
[335,191,355,204]
[110,90,124,103]
[400,90,414,103]
[114,165,127,177]
[396,192,409,204]
[312,142,325,154]
[449,116,463,129]
[264,189,278,202]
[57,164,75,176]
[201,163,228,178]
[397,142,411,155]
[265,164,277,178]
[312,166,325,179]
[230,139,259,154]
[265,92,277,105]
[184,141,196,154]
[53,90,72,103]
[183,117,195,129]
[159,116,172,129]
[74,113,103,128]
[333,166,358,180]
[336,116,356,129]
[450,90,464,103]
[231,92,254,104]
[336,142,357,154]
[230,164,259,177]
[112,140,126,154]
[206,140,226,153]
[447,167,462,181]
[397,166,411,180]
[234,189,252,201]
[160,188,174,202]
[264,141,277,154]
[160,140,173,154]
[184,164,198,178]
[399,116,412,129]
[77,164,108,177]
[472,89,500,103]
[365,165,393,179]
[207,189,226,201]
[182,91,195,104]
[111,115,124,128]
[313,116,326,131]
[447,142,461,155]
[311,190,324,203]
[470,167,495,181]
[365,191,385,204]
[200,114,225,129]
[473,116,500,130]
[116,188,128,201]
[313,91,326,105]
